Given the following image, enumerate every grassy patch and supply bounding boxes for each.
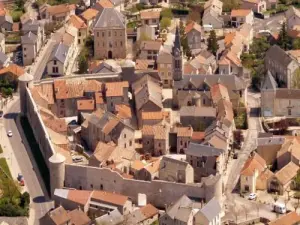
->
[20,116,50,194]
[0,158,12,179]
[10,10,23,22]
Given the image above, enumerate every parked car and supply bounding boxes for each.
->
[7,130,13,137]
[17,173,23,181]
[274,202,286,214]
[248,193,257,200]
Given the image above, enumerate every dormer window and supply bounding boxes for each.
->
[54,60,57,65]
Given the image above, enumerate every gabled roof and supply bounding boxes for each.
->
[165,195,193,219]
[68,15,87,29]
[95,209,124,224]
[94,7,125,29]
[285,6,300,20]
[0,64,25,77]
[265,45,295,68]
[50,43,69,64]
[47,3,76,15]
[81,8,99,21]
[275,161,299,185]
[197,197,221,222]
[240,153,266,176]
[262,71,277,90]
[231,9,252,17]
[91,190,129,206]
[185,21,202,34]
[186,142,224,157]
[21,31,37,44]
[269,211,300,225]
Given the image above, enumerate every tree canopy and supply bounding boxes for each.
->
[207,30,219,56]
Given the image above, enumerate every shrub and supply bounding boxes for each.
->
[160,17,171,29]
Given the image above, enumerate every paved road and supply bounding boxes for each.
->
[4,100,53,225]
[253,13,285,34]
[223,91,278,222]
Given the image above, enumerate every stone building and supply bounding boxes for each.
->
[93,8,126,59]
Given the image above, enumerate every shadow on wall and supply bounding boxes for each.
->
[19,116,50,195]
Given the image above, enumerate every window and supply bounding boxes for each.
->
[120,41,123,47]
[129,140,132,146]
[115,31,117,36]
[108,31,111,37]
[78,39,81,44]
[197,161,200,167]
[158,143,161,147]
[147,141,150,145]
[24,54,27,57]
[102,32,105,37]
[103,42,105,47]
[52,67,58,73]
[97,32,99,37]
[90,184,93,188]
[79,32,81,37]
[124,143,127,148]
[168,72,171,77]
[288,108,292,115]
[54,60,57,65]
[24,48,26,51]
[180,140,183,145]
[120,31,122,36]
[124,134,126,138]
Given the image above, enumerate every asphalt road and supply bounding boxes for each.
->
[4,100,53,225]
[253,13,285,34]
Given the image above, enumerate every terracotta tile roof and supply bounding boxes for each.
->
[67,190,92,205]
[0,7,6,16]
[141,111,170,120]
[231,9,252,17]
[54,79,101,100]
[175,126,193,137]
[184,62,197,74]
[85,80,102,92]
[47,3,76,16]
[115,104,131,119]
[144,158,161,174]
[224,32,236,47]
[103,118,119,135]
[105,81,128,97]
[81,8,99,21]
[185,21,202,34]
[275,162,299,185]
[257,169,274,181]
[0,64,25,77]
[241,153,266,176]
[97,0,113,8]
[211,83,230,104]
[77,99,95,111]
[269,211,300,225]
[140,40,162,51]
[95,92,104,104]
[68,209,91,225]
[140,204,159,219]
[68,15,87,29]
[31,83,55,105]
[43,117,67,133]
[140,10,160,20]
[135,59,155,70]
[131,160,146,170]
[207,135,227,150]
[224,51,242,67]
[191,132,205,141]
[91,190,128,206]
[142,125,168,140]
[218,57,230,65]
[48,206,70,225]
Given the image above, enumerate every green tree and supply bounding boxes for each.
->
[20,192,30,208]
[78,54,88,74]
[278,22,290,50]
[160,17,171,29]
[293,38,300,49]
[222,0,240,12]
[207,30,219,56]
[160,8,173,19]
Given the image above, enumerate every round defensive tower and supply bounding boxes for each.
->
[49,153,66,197]
[18,72,34,115]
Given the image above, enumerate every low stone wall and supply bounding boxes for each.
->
[65,164,223,208]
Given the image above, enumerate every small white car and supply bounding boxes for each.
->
[248,193,257,200]
[7,130,13,137]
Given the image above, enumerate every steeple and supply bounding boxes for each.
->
[172,25,183,82]
[173,26,181,54]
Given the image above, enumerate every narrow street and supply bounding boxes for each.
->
[223,91,278,222]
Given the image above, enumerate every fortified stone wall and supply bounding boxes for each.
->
[64,164,223,208]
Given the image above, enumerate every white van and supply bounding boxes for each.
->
[273,202,286,214]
